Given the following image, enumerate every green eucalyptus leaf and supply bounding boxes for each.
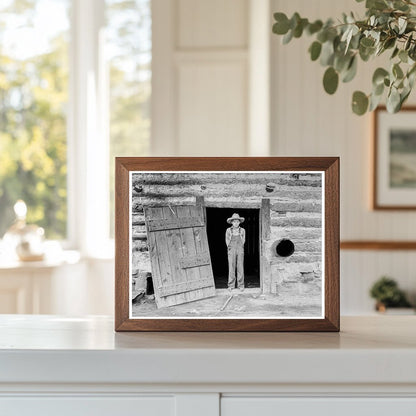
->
[293,18,309,38]
[387,87,401,113]
[341,26,352,42]
[398,17,407,34]
[408,63,416,78]
[393,63,404,79]
[307,20,323,35]
[383,37,396,50]
[323,67,339,94]
[384,77,391,87]
[393,0,409,11]
[366,0,388,10]
[342,56,358,82]
[290,12,301,29]
[273,13,290,35]
[409,44,416,60]
[359,44,375,61]
[374,82,385,96]
[350,32,361,49]
[399,49,408,63]
[282,29,293,44]
[372,67,389,85]
[401,89,411,106]
[360,37,375,48]
[317,29,328,43]
[369,92,383,111]
[273,13,290,33]
[405,34,413,51]
[391,47,399,59]
[334,52,351,72]
[408,71,416,88]
[352,91,369,115]
[309,41,322,61]
[320,40,335,66]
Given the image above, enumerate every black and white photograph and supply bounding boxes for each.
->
[129,171,324,319]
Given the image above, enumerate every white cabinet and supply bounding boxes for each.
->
[1,397,175,416]
[0,316,416,416]
[221,398,416,416]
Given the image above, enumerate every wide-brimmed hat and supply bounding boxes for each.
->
[227,213,245,224]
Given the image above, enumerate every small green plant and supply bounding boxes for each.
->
[369,276,411,308]
[272,0,416,115]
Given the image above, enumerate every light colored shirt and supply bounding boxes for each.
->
[225,226,245,246]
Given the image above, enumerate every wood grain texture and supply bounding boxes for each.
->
[325,158,340,332]
[341,241,416,250]
[115,159,130,330]
[115,157,339,332]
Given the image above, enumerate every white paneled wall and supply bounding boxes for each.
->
[152,0,252,156]
[271,0,416,313]
[177,57,247,155]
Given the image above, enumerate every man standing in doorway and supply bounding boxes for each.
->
[225,213,245,292]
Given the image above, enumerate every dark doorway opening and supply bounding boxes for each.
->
[206,208,260,289]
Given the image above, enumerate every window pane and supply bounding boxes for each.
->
[106,0,151,237]
[0,0,70,239]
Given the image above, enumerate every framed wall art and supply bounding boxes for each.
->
[115,157,339,331]
[374,106,416,210]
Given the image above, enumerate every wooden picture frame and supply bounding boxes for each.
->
[115,157,339,332]
[373,106,416,210]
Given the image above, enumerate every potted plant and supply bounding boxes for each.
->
[272,0,416,115]
[369,276,413,312]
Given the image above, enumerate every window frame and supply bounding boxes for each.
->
[67,0,112,257]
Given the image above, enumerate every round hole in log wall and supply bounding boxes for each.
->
[274,239,295,257]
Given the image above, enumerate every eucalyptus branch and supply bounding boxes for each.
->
[272,0,416,115]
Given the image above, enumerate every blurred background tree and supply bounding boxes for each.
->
[0,0,151,240]
[0,0,69,239]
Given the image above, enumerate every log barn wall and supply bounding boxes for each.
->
[131,172,323,295]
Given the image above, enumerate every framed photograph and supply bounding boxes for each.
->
[374,106,416,209]
[115,157,339,331]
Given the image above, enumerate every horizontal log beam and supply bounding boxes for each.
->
[271,201,322,213]
[270,228,322,240]
[132,184,322,198]
[271,217,322,228]
[271,253,322,264]
[132,214,145,225]
[132,224,146,233]
[132,232,148,241]
[132,173,322,187]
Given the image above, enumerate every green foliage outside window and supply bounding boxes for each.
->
[0,1,69,238]
[0,0,151,240]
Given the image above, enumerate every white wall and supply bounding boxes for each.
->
[152,0,271,157]
[271,0,416,313]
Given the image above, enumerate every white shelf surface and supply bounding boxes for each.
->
[0,315,415,387]
[0,315,416,385]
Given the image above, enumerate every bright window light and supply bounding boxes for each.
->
[0,0,70,239]
[106,0,151,237]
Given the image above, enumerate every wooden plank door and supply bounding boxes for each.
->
[144,204,216,308]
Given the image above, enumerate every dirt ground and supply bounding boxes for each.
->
[131,285,322,318]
